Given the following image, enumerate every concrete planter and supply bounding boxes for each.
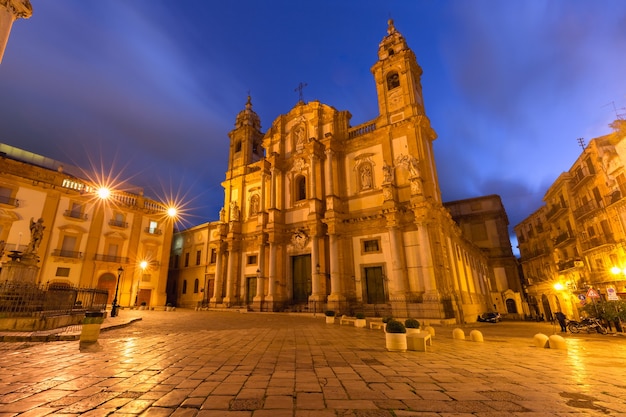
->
[355,318,367,328]
[406,328,421,335]
[385,333,407,352]
[325,316,335,324]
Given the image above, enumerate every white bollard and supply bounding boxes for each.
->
[469,329,484,342]
[452,328,465,340]
[548,334,568,350]
[533,333,549,348]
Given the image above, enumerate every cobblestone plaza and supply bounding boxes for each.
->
[1,310,625,416]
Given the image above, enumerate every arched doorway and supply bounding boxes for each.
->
[505,298,517,314]
[541,294,553,321]
[98,273,116,304]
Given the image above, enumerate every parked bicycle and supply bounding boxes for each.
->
[567,317,608,334]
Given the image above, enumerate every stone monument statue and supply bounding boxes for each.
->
[25,217,45,254]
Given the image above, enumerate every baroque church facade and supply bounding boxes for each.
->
[170,20,519,322]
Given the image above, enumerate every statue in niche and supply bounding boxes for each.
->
[249,195,260,217]
[219,207,226,223]
[229,201,240,221]
[25,218,45,254]
[360,164,372,190]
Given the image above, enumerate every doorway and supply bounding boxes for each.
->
[291,254,311,304]
[246,277,256,305]
[364,266,386,304]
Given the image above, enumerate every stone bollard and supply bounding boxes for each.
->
[533,333,549,348]
[452,328,465,340]
[469,329,484,342]
[424,325,435,337]
[548,334,568,350]
[80,311,105,343]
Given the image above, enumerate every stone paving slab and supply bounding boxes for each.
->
[0,310,625,416]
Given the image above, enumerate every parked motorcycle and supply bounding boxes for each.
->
[567,317,608,334]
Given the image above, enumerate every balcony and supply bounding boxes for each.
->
[581,234,615,252]
[52,249,83,259]
[569,167,593,190]
[546,203,568,220]
[63,210,88,220]
[0,195,19,207]
[94,254,130,263]
[108,219,128,228]
[553,231,575,247]
[573,200,603,220]
[557,258,584,272]
[144,227,162,235]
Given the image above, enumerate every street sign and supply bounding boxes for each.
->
[586,288,600,298]
[577,294,586,301]
[607,287,619,301]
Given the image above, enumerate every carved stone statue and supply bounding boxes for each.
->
[229,201,240,221]
[383,161,394,183]
[25,217,45,254]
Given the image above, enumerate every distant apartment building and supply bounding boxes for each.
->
[0,144,175,308]
[515,120,626,320]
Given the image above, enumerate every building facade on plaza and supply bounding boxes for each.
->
[0,143,175,308]
[444,195,524,318]
[515,120,626,320]
[169,20,522,323]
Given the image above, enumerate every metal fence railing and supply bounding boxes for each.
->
[0,281,108,317]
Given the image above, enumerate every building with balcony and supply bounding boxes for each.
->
[0,143,175,308]
[168,20,523,323]
[515,120,626,320]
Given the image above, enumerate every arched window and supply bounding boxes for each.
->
[387,72,400,90]
[194,279,199,294]
[295,176,307,201]
[235,140,242,153]
[182,280,187,294]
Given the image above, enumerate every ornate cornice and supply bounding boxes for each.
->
[0,0,33,19]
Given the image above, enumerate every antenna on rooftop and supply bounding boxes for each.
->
[577,137,586,150]
[603,101,626,120]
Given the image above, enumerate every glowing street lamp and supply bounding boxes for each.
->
[111,266,124,317]
[96,186,111,200]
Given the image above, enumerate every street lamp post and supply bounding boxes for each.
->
[111,266,124,317]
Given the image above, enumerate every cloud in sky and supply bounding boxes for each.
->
[1,0,625,238]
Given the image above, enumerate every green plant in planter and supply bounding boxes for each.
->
[405,318,420,329]
[355,312,366,319]
[325,310,335,317]
[385,319,406,333]
[382,316,393,324]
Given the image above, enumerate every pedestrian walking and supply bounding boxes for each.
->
[555,311,567,332]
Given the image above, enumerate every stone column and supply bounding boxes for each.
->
[223,250,235,306]
[210,246,224,304]
[388,226,408,295]
[254,240,265,301]
[266,242,277,300]
[0,0,32,64]
[324,149,334,195]
[310,235,322,299]
[327,234,344,304]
